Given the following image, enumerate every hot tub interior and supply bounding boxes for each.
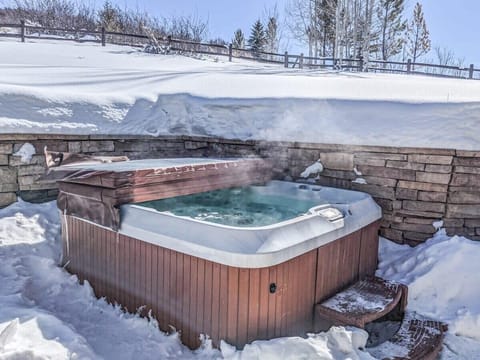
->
[136,186,321,227]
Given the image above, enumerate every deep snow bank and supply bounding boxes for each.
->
[1,39,480,149]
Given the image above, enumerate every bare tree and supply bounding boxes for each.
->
[167,14,208,42]
[432,46,465,77]
[285,0,315,57]
[264,4,281,54]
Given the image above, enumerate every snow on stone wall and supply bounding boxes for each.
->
[0,134,479,244]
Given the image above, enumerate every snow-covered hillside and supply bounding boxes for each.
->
[1,39,480,150]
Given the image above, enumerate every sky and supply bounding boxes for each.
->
[112,0,479,65]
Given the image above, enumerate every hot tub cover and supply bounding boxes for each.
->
[46,154,272,230]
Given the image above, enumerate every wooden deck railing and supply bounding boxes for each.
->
[0,21,478,80]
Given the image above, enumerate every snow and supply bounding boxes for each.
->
[1,199,480,358]
[322,288,392,313]
[0,200,220,359]
[377,230,480,358]
[221,328,375,360]
[300,161,324,178]
[0,39,480,149]
[352,178,367,184]
[12,143,36,163]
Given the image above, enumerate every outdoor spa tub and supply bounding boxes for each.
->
[52,157,382,349]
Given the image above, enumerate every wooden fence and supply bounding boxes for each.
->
[0,21,478,80]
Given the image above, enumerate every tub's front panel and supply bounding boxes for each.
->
[62,216,379,349]
[314,221,380,304]
[62,216,319,349]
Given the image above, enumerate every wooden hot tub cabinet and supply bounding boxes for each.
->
[61,215,379,349]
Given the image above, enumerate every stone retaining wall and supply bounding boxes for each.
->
[1,134,479,244]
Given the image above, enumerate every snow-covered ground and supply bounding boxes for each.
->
[1,39,480,149]
[1,200,479,359]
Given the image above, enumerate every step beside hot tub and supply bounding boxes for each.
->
[53,157,381,349]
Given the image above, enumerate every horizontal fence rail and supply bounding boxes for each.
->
[0,21,478,80]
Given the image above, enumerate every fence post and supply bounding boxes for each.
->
[299,53,304,69]
[284,51,288,68]
[359,56,364,72]
[20,20,25,43]
[469,64,474,79]
[407,59,412,74]
[101,27,106,46]
[228,43,233,62]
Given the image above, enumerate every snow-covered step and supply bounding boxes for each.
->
[367,313,447,360]
[315,277,408,328]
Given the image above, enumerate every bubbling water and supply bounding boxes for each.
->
[137,186,320,227]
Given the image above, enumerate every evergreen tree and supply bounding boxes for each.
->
[248,19,266,54]
[98,1,121,32]
[265,16,279,53]
[377,0,406,61]
[406,2,431,63]
[232,29,245,49]
[317,0,337,57]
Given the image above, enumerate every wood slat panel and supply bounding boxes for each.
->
[219,265,229,341]
[181,254,192,343]
[112,231,119,301]
[226,267,239,344]
[188,256,198,345]
[358,222,380,278]
[98,225,105,298]
[247,268,260,344]
[237,268,249,346]
[211,262,221,346]
[62,216,378,350]
[118,234,127,309]
[173,251,181,330]
[274,264,284,338]
[163,249,172,327]
[203,261,213,340]
[131,235,139,311]
[315,229,362,303]
[195,258,205,348]
[267,267,277,339]
[257,267,270,339]
[157,246,167,332]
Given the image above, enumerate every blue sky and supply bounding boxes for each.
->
[111,0,480,65]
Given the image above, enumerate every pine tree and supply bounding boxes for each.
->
[377,0,406,61]
[98,1,121,32]
[248,19,266,54]
[317,0,337,57]
[232,29,245,49]
[407,2,431,63]
[265,16,279,53]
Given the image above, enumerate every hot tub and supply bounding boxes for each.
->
[56,158,381,349]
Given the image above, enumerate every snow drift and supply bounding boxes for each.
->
[377,231,480,359]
